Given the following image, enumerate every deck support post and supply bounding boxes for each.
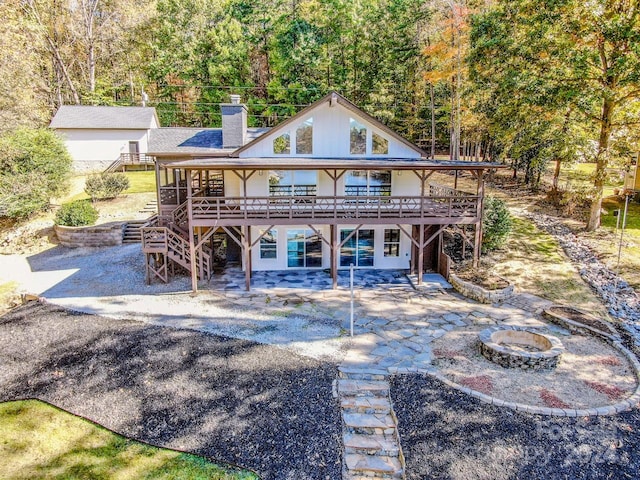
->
[331,224,338,289]
[418,224,424,285]
[243,225,251,291]
[186,170,199,294]
[472,170,485,268]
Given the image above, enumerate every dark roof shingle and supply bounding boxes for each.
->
[148,127,269,155]
[50,106,159,129]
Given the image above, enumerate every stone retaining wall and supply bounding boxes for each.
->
[55,222,124,248]
[449,273,514,304]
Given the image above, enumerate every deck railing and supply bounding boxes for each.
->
[120,153,154,165]
[188,194,480,222]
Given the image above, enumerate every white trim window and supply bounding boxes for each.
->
[296,118,313,154]
[268,170,317,196]
[287,229,322,267]
[350,118,366,154]
[340,229,375,267]
[383,229,400,257]
[260,229,277,259]
[273,133,290,154]
[372,133,389,154]
[345,170,391,196]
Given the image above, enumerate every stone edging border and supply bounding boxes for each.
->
[389,338,640,416]
[542,305,620,342]
[449,273,514,304]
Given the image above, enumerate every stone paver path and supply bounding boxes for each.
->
[228,282,555,480]
[336,367,404,479]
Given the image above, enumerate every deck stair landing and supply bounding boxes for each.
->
[337,367,405,479]
[142,224,212,283]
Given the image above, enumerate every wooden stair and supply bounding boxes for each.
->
[139,200,158,215]
[123,220,147,243]
[141,224,212,283]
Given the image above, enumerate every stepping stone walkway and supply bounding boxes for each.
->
[336,366,404,479]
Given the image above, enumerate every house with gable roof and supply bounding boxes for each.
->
[142,92,496,291]
[50,105,160,173]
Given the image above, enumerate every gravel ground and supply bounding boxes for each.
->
[0,302,342,480]
[391,374,640,480]
[2,246,349,361]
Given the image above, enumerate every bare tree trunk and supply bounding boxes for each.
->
[552,159,561,191]
[25,0,81,104]
[450,76,458,160]
[587,96,615,231]
[81,0,100,94]
[430,82,435,159]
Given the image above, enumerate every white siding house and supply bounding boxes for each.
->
[143,92,494,291]
[50,106,160,173]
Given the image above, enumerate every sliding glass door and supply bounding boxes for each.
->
[287,229,322,267]
[340,229,374,267]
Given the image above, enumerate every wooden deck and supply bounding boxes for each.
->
[187,194,481,226]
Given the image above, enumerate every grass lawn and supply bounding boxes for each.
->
[486,216,608,316]
[0,400,258,480]
[555,162,623,196]
[63,171,156,203]
[0,281,19,315]
[583,195,640,289]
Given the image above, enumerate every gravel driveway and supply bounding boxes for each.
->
[0,302,342,480]
[391,374,640,480]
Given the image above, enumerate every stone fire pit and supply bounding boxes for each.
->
[479,326,565,370]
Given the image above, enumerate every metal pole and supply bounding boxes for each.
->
[350,263,354,337]
[615,194,630,289]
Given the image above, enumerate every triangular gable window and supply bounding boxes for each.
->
[373,133,389,155]
[273,133,290,154]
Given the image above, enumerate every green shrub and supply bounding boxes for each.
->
[0,128,72,218]
[482,196,512,252]
[55,201,98,227]
[85,172,130,201]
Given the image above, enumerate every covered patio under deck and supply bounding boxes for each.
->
[206,266,452,292]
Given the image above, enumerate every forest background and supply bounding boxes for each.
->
[2,0,639,230]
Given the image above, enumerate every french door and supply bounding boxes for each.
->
[340,229,374,267]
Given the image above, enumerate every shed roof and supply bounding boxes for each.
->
[50,106,159,130]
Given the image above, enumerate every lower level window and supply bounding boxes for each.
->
[383,229,400,257]
[287,229,322,267]
[260,229,277,259]
[340,229,374,267]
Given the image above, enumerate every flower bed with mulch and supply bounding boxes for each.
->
[430,325,637,409]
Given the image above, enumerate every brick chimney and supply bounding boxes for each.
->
[221,94,247,148]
